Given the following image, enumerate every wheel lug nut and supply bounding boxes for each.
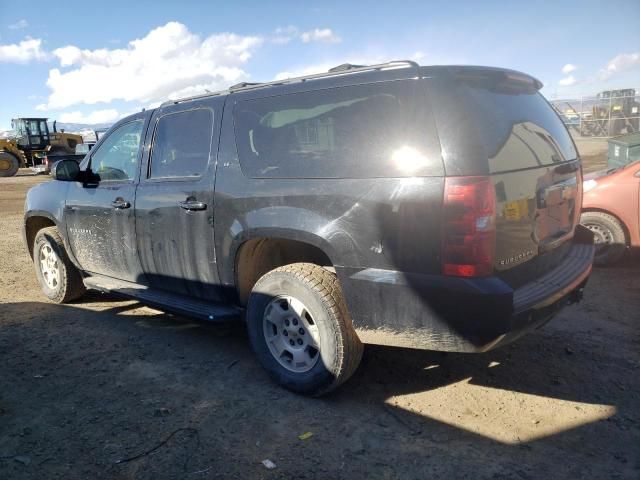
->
[289,339,295,346]
[299,328,304,335]
[292,319,298,326]
[297,339,303,345]
[283,330,288,336]
[284,319,290,326]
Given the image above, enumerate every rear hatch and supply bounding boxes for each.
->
[427,67,582,288]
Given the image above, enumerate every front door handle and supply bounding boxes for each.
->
[179,200,207,211]
[111,198,131,209]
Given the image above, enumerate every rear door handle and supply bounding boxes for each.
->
[111,198,131,209]
[179,200,207,211]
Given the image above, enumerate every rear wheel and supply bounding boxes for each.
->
[34,227,86,303]
[580,211,627,266]
[246,263,363,396]
[0,151,20,177]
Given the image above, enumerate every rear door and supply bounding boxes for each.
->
[134,98,224,300]
[428,69,581,286]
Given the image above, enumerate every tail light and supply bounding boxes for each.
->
[442,176,496,277]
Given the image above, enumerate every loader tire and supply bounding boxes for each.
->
[0,152,20,177]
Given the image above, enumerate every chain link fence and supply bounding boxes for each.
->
[549,89,640,138]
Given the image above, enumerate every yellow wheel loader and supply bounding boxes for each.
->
[0,118,83,177]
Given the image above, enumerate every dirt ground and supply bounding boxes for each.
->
[1,170,638,479]
[573,137,609,173]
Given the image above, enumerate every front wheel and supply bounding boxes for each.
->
[246,263,363,396]
[580,211,627,266]
[34,227,86,303]
[0,152,20,177]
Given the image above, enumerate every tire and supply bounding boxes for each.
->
[33,227,86,303]
[246,263,363,396]
[0,151,20,177]
[580,211,627,266]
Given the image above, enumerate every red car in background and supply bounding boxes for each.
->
[581,160,640,265]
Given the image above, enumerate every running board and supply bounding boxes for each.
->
[83,275,243,322]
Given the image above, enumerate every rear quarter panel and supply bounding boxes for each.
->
[213,94,445,291]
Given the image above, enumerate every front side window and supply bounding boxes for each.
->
[149,109,213,179]
[91,120,144,181]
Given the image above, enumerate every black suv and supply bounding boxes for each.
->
[24,61,594,395]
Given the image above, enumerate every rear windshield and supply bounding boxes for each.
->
[234,80,443,178]
[429,76,578,174]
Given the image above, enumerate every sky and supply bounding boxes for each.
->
[0,0,639,130]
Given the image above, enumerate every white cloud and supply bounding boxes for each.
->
[272,26,342,45]
[272,25,299,44]
[599,52,640,80]
[39,22,263,110]
[561,63,577,74]
[274,54,404,81]
[274,62,336,80]
[0,38,48,63]
[300,28,341,44]
[558,75,577,86]
[8,19,28,30]
[411,51,426,62]
[59,109,121,124]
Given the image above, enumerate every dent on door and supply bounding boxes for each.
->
[65,183,140,280]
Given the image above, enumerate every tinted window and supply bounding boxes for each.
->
[149,109,213,178]
[429,75,578,175]
[234,80,442,178]
[92,120,143,181]
[468,88,577,172]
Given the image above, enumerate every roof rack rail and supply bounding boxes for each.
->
[229,81,262,90]
[328,63,367,72]
[161,60,420,106]
[160,89,227,107]
[230,60,420,93]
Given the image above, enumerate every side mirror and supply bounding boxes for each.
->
[51,159,80,181]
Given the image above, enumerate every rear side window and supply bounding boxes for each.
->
[149,109,213,178]
[234,80,442,178]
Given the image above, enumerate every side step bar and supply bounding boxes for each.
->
[83,275,243,322]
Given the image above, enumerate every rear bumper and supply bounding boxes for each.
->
[337,227,594,353]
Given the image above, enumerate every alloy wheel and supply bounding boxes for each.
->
[262,295,321,373]
[39,243,61,290]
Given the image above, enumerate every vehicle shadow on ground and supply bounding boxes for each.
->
[1,289,638,478]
